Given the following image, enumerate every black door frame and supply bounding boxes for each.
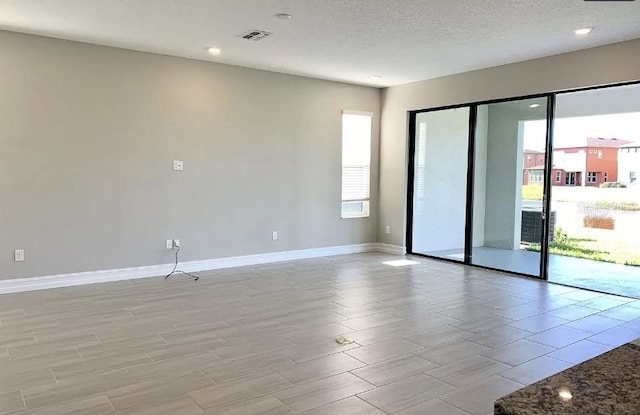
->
[405,80,640,282]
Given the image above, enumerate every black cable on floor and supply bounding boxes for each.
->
[164,245,199,281]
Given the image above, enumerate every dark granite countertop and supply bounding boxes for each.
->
[495,339,640,414]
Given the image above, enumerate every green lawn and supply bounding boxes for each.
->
[527,230,640,266]
[522,184,543,201]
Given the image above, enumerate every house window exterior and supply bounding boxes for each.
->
[587,172,597,183]
[530,170,544,183]
[555,171,561,182]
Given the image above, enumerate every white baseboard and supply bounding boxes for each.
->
[0,243,405,295]
[376,243,407,255]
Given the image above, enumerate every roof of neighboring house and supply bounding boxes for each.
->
[620,141,640,148]
[556,137,632,149]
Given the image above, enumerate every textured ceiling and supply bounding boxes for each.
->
[1,0,639,87]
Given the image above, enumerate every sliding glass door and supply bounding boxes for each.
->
[408,97,551,278]
[470,98,549,276]
[409,107,470,261]
[407,81,640,298]
[548,83,640,297]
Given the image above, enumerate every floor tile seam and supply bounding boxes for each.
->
[479,344,560,367]
[48,367,59,384]
[356,373,459,413]
[523,333,586,349]
[172,395,208,415]
[564,319,626,333]
[344,341,426,361]
[498,355,570,380]
[346,367,389,388]
[268,365,363,389]
[103,371,215,412]
[535,319,606,335]
[25,391,107,412]
[352,395,391,414]
[192,389,281,412]
[595,312,640,323]
[438,375,526,409]
[586,332,640,347]
[403,397,474,415]
[266,392,298,414]
[486,308,548,321]
[424,357,515,384]
[18,389,27,413]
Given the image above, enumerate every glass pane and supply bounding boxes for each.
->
[471,98,548,276]
[549,83,640,298]
[411,107,470,261]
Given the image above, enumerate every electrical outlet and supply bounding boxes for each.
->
[173,239,181,248]
[172,160,184,171]
[14,249,24,262]
[166,240,173,250]
[385,225,391,234]
[272,231,278,241]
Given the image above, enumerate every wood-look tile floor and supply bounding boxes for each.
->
[2,252,640,415]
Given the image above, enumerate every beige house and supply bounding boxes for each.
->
[619,142,640,185]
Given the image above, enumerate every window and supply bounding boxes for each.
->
[531,170,544,183]
[604,171,608,182]
[587,172,597,183]
[555,171,561,182]
[341,111,372,218]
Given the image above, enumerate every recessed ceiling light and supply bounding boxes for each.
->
[574,27,593,36]
[207,47,222,56]
[529,104,540,108]
[369,75,381,81]
[275,13,293,19]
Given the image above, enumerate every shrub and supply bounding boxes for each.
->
[585,201,640,212]
[554,227,568,244]
[599,182,627,188]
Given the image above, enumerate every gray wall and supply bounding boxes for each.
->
[379,38,640,248]
[0,31,381,280]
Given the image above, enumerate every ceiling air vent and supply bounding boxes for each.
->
[240,30,273,41]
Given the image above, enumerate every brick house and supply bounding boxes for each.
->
[522,150,545,185]
[552,138,630,186]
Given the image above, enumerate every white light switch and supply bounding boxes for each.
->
[173,160,184,171]
[14,249,24,262]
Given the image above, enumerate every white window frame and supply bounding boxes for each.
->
[341,110,372,219]
[531,170,543,183]
[587,171,597,183]
[604,171,608,182]
[555,171,561,182]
